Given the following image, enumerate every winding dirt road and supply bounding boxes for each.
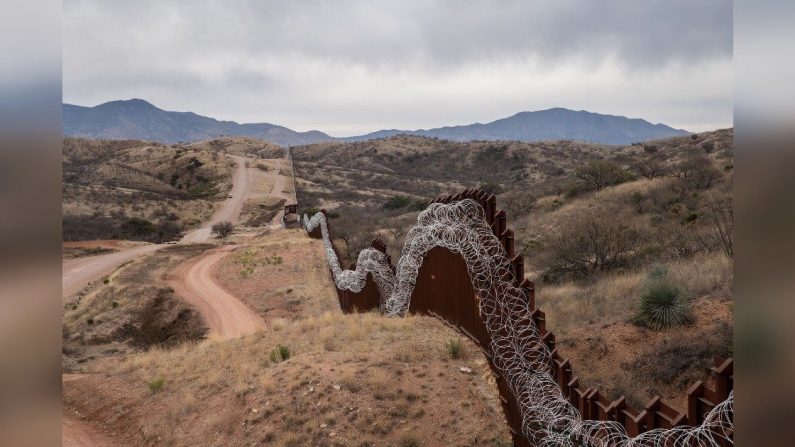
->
[62,244,163,299]
[167,245,265,338]
[62,155,249,301]
[62,155,250,446]
[180,154,249,243]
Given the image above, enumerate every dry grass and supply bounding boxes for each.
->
[214,229,340,320]
[65,312,511,446]
[63,138,236,241]
[62,244,213,371]
[537,251,733,409]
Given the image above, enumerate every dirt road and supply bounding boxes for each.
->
[167,245,265,338]
[62,155,250,301]
[62,244,163,299]
[180,154,249,243]
[62,154,272,445]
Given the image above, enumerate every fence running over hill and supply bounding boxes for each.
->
[303,189,733,447]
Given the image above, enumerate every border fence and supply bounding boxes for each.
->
[306,188,733,447]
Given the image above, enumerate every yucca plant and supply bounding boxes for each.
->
[634,266,693,329]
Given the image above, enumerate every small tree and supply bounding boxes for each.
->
[672,154,721,190]
[572,160,633,194]
[546,213,640,278]
[632,158,667,179]
[501,191,536,219]
[211,221,234,238]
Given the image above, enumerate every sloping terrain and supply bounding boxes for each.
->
[292,129,734,410]
[64,99,332,146]
[345,107,689,144]
[63,137,235,242]
[63,228,512,446]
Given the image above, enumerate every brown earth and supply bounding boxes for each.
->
[63,313,512,447]
[167,245,266,339]
[214,229,339,321]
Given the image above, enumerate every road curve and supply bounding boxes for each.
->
[180,154,249,243]
[62,155,249,300]
[167,245,265,339]
[62,244,163,299]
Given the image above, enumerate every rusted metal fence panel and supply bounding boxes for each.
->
[306,188,733,446]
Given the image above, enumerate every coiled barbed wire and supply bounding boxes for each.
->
[304,199,733,446]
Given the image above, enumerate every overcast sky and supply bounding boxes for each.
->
[63,0,732,136]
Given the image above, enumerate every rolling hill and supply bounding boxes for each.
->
[344,108,689,145]
[63,99,332,146]
[64,100,690,146]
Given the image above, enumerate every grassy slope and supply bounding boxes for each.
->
[64,230,512,446]
[292,129,735,409]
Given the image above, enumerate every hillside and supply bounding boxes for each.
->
[345,108,689,145]
[62,137,237,242]
[63,228,513,446]
[293,129,734,408]
[63,99,332,146]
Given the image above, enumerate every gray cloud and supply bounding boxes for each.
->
[64,0,732,135]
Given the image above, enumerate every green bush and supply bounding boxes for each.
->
[384,195,412,210]
[148,377,165,393]
[634,266,693,329]
[446,338,463,359]
[270,344,291,363]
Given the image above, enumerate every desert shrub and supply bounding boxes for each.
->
[569,160,634,195]
[632,158,667,179]
[148,377,165,393]
[446,338,463,359]
[211,221,234,238]
[633,267,693,329]
[546,214,641,279]
[270,344,290,363]
[399,433,421,447]
[630,321,732,388]
[500,191,536,218]
[120,217,156,238]
[384,195,412,210]
[672,154,722,190]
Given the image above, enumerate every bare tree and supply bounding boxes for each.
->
[672,153,722,190]
[501,191,537,219]
[632,158,667,179]
[572,160,633,192]
[706,196,734,257]
[547,214,641,278]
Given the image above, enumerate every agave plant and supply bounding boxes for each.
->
[635,266,693,329]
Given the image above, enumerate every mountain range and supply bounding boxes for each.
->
[63,99,689,146]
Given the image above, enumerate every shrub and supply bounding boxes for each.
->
[384,195,412,210]
[399,433,421,447]
[634,267,693,329]
[546,214,640,279]
[446,338,463,359]
[211,221,234,238]
[570,160,634,195]
[672,154,722,190]
[270,344,290,363]
[148,377,165,393]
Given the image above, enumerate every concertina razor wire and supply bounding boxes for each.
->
[303,198,733,447]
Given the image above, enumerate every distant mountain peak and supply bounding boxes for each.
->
[63,99,332,146]
[63,99,690,146]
